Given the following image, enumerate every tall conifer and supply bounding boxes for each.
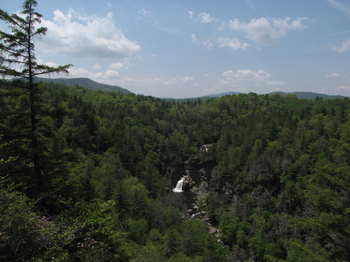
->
[0,0,72,196]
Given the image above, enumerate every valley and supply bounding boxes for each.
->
[1,1,350,260]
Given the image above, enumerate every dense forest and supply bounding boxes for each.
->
[1,1,350,261]
[1,80,350,261]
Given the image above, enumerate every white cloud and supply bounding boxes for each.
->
[217,37,250,50]
[137,8,160,27]
[204,73,210,77]
[218,21,227,30]
[104,70,121,79]
[336,85,350,91]
[245,0,255,12]
[220,77,237,85]
[229,17,307,45]
[38,10,141,59]
[333,39,350,53]
[35,57,60,70]
[139,9,152,16]
[222,70,234,77]
[163,76,194,85]
[327,0,350,16]
[66,67,168,90]
[204,86,220,93]
[191,33,197,43]
[220,71,236,84]
[235,69,271,81]
[94,64,101,70]
[188,11,193,18]
[45,61,59,67]
[165,78,177,85]
[266,80,286,86]
[69,67,120,80]
[203,39,213,49]
[122,77,163,86]
[193,83,200,86]
[154,78,163,84]
[199,12,217,23]
[327,72,340,77]
[182,76,194,82]
[221,69,272,84]
[109,62,130,70]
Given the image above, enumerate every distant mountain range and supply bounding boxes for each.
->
[35,77,346,101]
[267,91,346,100]
[207,91,240,97]
[165,91,346,101]
[165,91,346,102]
[205,91,241,97]
[35,77,133,94]
[160,91,241,101]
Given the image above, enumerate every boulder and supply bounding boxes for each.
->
[209,228,217,235]
[191,212,203,220]
[183,176,195,191]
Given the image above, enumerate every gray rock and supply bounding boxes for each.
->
[209,228,217,235]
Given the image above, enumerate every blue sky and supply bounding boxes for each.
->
[2,0,350,98]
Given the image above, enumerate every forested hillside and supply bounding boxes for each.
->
[1,79,350,261]
[268,91,346,100]
[1,1,350,261]
[35,77,133,94]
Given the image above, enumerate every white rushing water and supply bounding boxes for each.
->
[173,176,186,193]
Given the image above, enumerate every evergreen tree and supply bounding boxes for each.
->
[0,0,72,196]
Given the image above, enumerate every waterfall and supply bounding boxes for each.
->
[173,176,186,193]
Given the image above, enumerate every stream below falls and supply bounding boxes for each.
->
[172,177,196,212]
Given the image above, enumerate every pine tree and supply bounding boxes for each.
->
[0,0,72,197]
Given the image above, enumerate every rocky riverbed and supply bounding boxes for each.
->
[166,152,225,245]
[185,202,223,245]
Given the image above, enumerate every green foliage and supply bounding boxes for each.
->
[281,239,328,262]
[0,0,73,199]
[127,218,148,244]
[0,177,91,261]
[2,8,350,259]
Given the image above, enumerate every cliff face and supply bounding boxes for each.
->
[182,157,216,200]
[162,155,216,197]
[183,157,213,185]
[162,161,183,189]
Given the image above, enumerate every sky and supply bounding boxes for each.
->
[1,0,350,98]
